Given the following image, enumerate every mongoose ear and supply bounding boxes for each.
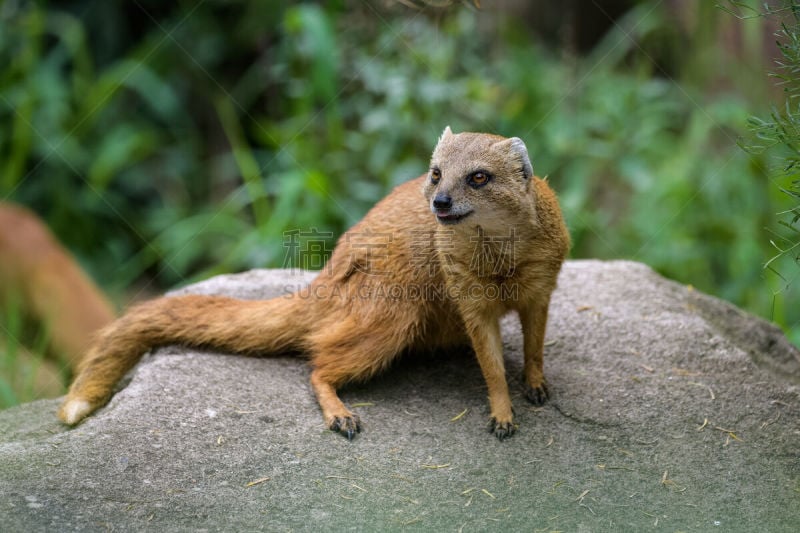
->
[440,126,454,142]
[492,137,533,180]
[433,126,455,154]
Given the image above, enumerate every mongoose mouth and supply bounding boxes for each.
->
[435,210,473,225]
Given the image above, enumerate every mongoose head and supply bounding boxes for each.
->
[422,127,535,232]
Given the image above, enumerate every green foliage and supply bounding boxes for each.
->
[750,8,800,262]
[724,1,800,342]
[0,0,797,364]
[0,293,63,408]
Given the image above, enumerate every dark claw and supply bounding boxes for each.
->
[524,380,550,406]
[329,415,362,440]
[488,418,517,441]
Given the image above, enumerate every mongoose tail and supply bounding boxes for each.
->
[58,293,307,425]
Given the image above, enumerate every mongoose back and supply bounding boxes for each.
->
[59,127,570,440]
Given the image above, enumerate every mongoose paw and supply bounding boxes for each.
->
[524,381,550,406]
[488,417,517,441]
[329,414,362,441]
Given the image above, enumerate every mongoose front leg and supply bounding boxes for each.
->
[464,314,515,440]
[519,298,551,405]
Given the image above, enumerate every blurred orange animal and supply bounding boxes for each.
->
[0,203,115,398]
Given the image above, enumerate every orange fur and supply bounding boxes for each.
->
[59,129,569,440]
[0,203,115,370]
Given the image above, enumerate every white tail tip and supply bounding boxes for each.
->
[60,399,92,425]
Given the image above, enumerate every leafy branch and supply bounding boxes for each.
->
[730,1,800,280]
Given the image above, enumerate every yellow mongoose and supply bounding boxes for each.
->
[59,127,570,440]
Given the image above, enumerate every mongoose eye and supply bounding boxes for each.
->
[430,168,441,184]
[468,171,491,188]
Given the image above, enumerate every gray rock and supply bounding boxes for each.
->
[1,260,798,532]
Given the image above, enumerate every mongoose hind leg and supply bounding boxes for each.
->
[520,298,551,406]
[310,369,363,440]
[307,316,410,440]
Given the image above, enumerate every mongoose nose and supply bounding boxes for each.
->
[433,194,452,210]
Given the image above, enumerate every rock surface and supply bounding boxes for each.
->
[1,260,799,531]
